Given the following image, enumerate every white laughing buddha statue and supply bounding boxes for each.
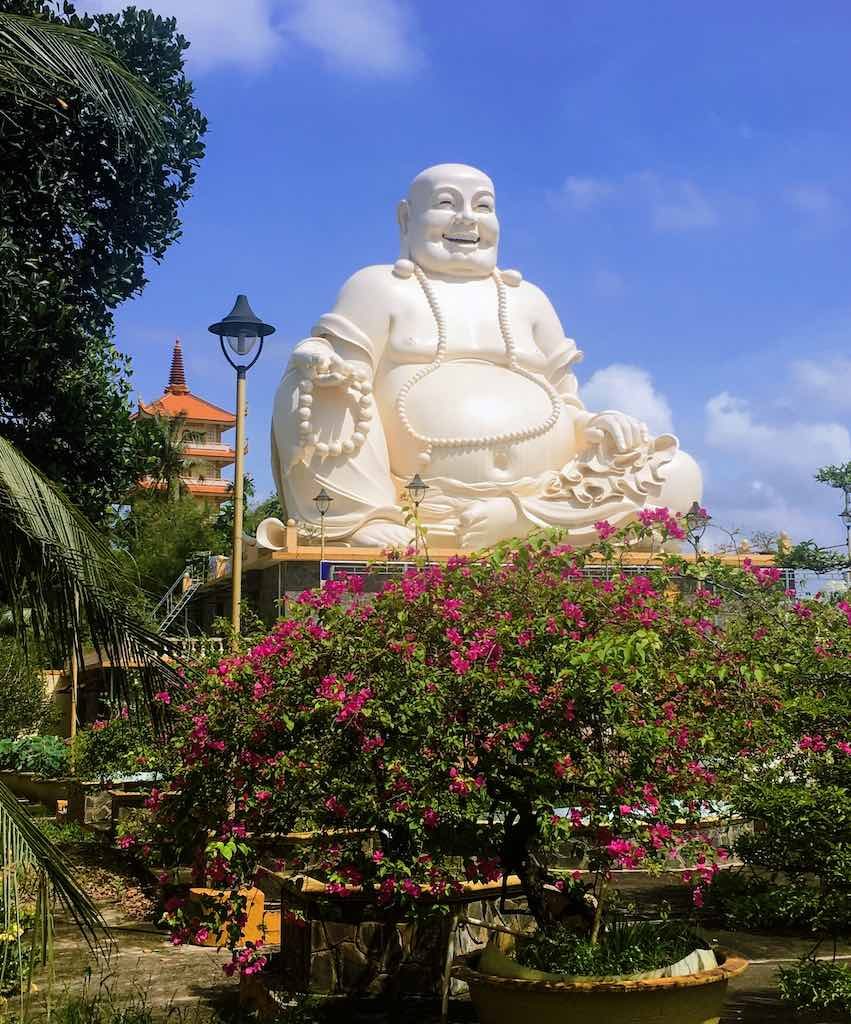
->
[264,164,702,550]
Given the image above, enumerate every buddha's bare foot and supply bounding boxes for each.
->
[349,520,414,547]
[457,498,529,549]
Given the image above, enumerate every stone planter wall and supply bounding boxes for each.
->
[0,770,155,827]
[0,770,74,810]
[277,880,530,998]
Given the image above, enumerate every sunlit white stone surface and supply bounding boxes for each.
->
[263,164,701,549]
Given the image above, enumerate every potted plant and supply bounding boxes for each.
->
[150,511,846,1017]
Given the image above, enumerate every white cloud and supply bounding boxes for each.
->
[705,391,851,473]
[700,384,851,547]
[785,184,842,219]
[560,176,615,211]
[791,357,851,409]
[637,173,719,231]
[83,0,284,70]
[286,0,424,76]
[556,172,719,231]
[83,0,423,75]
[582,364,674,436]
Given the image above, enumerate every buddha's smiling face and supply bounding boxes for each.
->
[399,164,499,277]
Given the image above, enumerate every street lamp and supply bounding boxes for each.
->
[840,484,851,582]
[406,473,429,556]
[685,501,711,551]
[314,487,333,585]
[208,294,275,641]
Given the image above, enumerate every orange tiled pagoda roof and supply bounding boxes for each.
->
[136,339,236,425]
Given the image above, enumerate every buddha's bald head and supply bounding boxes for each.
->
[398,163,499,277]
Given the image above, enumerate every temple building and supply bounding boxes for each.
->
[135,339,236,506]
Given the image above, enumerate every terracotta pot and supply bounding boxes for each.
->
[451,948,748,1024]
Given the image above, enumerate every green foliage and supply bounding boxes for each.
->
[114,495,219,597]
[0,734,68,776]
[72,715,167,781]
[213,478,286,550]
[729,673,851,940]
[0,0,206,521]
[34,817,94,846]
[516,920,705,976]
[133,415,187,502]
[777,958,851,1014]
[0,904,36,996]
[0,636,54,737]
[701,870,841,934]
[815,462,851,491]
[777,539,848,573]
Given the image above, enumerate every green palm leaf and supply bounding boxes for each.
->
[1,779,109,994]
[0,434,181,725]
[0,11,164,141]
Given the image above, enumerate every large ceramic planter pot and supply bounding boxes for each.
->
[452,948,748,1024]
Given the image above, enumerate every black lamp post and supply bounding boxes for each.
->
[685,501,711,551]
[406,474,429,556]
[208,295,275,641]
[314,487,333,585]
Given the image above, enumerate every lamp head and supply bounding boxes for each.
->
[208,294,275,365]
[314,488,333,517]
[406,473,429,506]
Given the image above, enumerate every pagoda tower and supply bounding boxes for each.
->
[135,339,237,506]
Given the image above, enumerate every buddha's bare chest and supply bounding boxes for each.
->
[386,284,539,364]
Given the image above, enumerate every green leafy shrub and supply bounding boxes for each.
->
[0,906,37,996]
[702,870,845,934]
[516,920,706,976]
[0,734,68,776]
[35,818,95,846]
[0,637,55,737]
[72,716,167,781]
[777,958,851,1014]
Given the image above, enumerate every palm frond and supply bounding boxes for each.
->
[1,779,110,992]
[0,435,181,729]
[0,12,165,142]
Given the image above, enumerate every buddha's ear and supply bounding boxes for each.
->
[397,199,410,237]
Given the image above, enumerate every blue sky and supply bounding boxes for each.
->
[89,0,851,549]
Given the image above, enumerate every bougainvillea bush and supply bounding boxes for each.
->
[143,512,851,974]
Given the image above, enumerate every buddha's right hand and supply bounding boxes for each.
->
[291,339,361,388]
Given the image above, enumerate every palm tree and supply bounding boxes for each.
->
[138,414,188,503]
[0,437,181,993]
[0,9,164,142]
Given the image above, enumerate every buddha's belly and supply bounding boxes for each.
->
[376,360,575,485]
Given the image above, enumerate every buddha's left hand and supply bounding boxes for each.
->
[457,497,531,549]
[582,410,649,452]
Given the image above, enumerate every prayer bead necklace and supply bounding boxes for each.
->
[295,265,562,464]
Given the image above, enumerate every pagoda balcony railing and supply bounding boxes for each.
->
[181,441,233,452]
[180,475,229,489]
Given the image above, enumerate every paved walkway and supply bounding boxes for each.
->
[19,907,850,1022]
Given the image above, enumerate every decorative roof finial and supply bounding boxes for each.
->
[166,338,189,395]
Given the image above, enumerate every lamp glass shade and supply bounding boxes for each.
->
[314,488,333,516]
[225,332,259,357]
[406,474,429,504]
